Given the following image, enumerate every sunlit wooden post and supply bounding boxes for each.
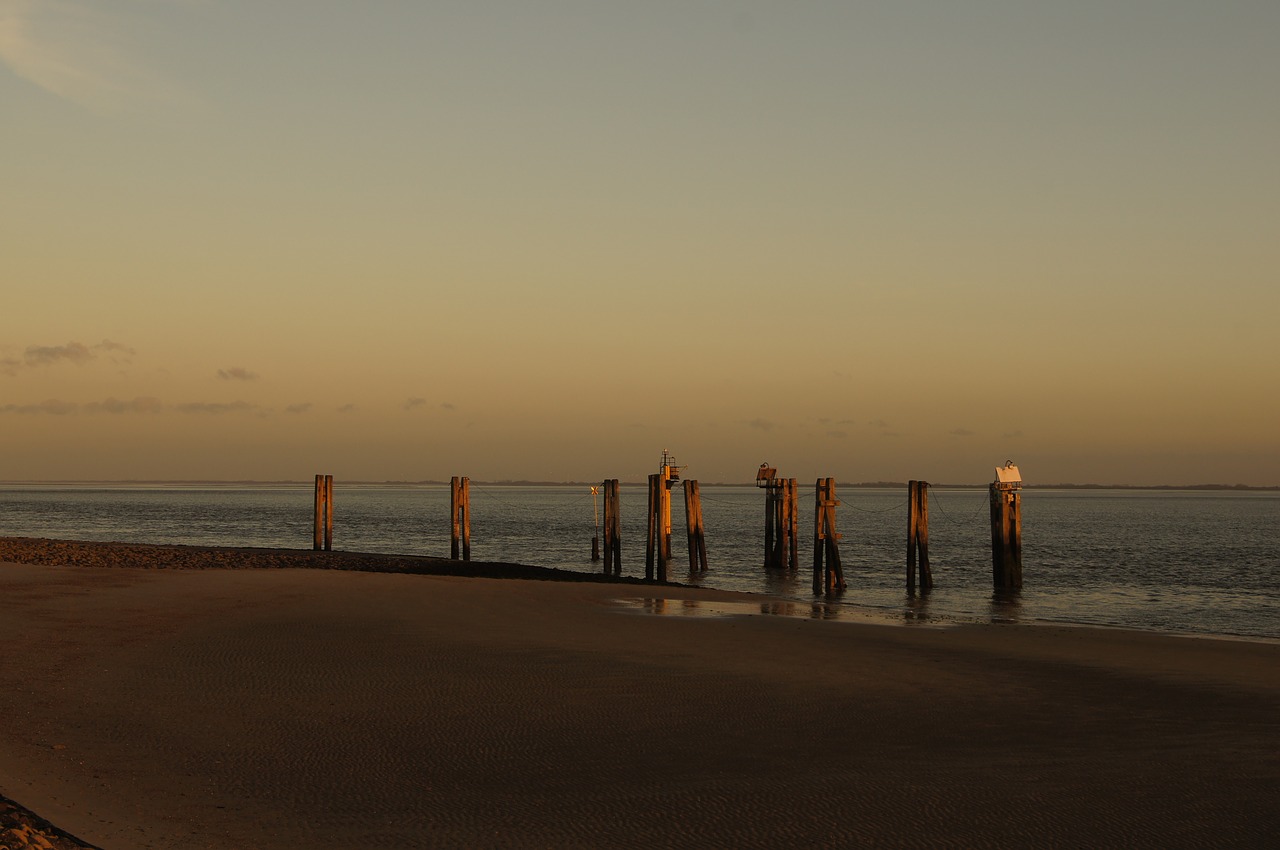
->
[907,480,933,592]
[657,468,671,582]
[990,463,1023,588]
[313,474,333,551]
[450,476,471,561]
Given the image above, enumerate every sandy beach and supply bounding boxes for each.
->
[1,539,1277,848]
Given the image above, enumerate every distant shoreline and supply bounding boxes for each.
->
[2,479,1277,491]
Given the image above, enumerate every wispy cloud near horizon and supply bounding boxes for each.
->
[0,0,182,111]
[2,339,137,375]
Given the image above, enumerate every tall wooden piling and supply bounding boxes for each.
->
[313,474,333,551]
[645,474,658,581]
[812,477,845,595]
[989,464,1023,588]
[450,476,471,561]
[761,472,797,571]
[646,471,672,582]
[605,479,618,574]
[989,483,1022,588]
[907,480,933,592]
[591,485,601,562]
[684,479,708,572]
[785,478,798,571]
[602,479,621,576]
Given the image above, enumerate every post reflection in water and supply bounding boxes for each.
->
[989,589,1023,624]
[903,592,932,625]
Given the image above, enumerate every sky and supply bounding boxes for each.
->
[2,0,1278,486]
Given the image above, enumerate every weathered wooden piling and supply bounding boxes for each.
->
[758,466,797,571]
[590,485,601,562]
[812,477,845,595]
[450,476,471,561]
[645,471,673,582]
[906,480,933,592]
[989,464,1023,588]
[684,479,708,572]
[602,479,621,576]
[313,474,333,551]
[785,478,798,571]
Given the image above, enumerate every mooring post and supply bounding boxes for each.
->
[324,474,334,551]
[786,478,799,571]
[591,485,601,562]
[450,476,471,561]
[313,474,322,551]
[657,469,671,582]
[461,476,471,561]
[684,479,708,572]
[602,479,621,576]
[989,463,1023,588]
[907,481,933,592]
[645,473,658,581]
[813,477,845,595]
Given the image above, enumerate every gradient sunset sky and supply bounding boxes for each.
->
[3,1,1277,486]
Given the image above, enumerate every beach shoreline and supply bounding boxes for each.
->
[3,539,1278,848]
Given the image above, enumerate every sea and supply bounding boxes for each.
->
[1,483,1276,641]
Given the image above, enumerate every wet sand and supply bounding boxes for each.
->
[1,542,1277,848]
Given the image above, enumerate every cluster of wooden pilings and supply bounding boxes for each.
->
[308,464,1024,592]
[640,452,708,582]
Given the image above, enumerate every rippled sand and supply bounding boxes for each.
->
[1,555,1277,848]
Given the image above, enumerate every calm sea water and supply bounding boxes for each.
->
[1,484,1276,640]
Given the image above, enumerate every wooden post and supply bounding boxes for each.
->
[460,476,471,561]
[657,470,671,582]
[813,477,845,595]
[785,478,799,571]
[324,474,334,552]
[313,474,332,551]
[907,481,933,592]
[917,480,931,590]
[602,479,621,576]
[591,485,601,562]
[450,476,471,561]
[645,473,658,581]
[990,482,1022,588]
[763,480,777,568]
[684,479,708,572]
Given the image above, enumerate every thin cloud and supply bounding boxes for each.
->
[3,339,137,374]
[0,0,181,112]
[285,402,313,414]
[336,403,357,413]
[747,418,776,432]
[0,398,79,415]
[950,427,975,437]
[402,397,427,412]
[23,341,94,367]
[173,401,261,415]
[84,396,162,414]
[217,367,259,381]
[441,402,456,411]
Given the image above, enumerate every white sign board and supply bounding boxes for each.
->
[995,465,1022,484]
